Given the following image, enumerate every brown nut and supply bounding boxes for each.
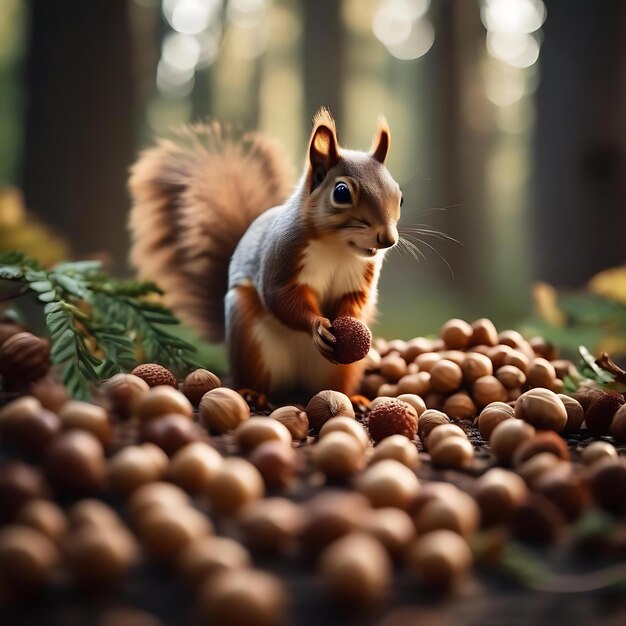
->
[407,530,473,593]
[610,404,626,442]
[488,344,513,369]
[498,330,526,350]
[182,369,221,406]
[396,373,429,397]
[489,419,536,464]
[510,493,566,544]
[68,499,123,530]
[469,318,498,347]
[0,332,50,389]
[378,383,398,397]
[237,497,304,555]
[44,430,106,496]
[131,363,177,388]
[402,337,433,361]
[196,568,287,626]
[396,393,427,416]
[551,359,576,380]
[380,354,407,382]
[319,416,370,450]
[414,352,442,373]
[199,387,250,434]
[360,374,387,399]
[0,463,49,524]
[426,423,468,451]
[269,405,309,440]
[472,375,507,408]
[319,533,392,606]
[442,392,477,421]
[556,394,584,434]
[107,445,163,496]
[417,409,450,441]
[514,388,567,432]
[101,373,149,419]
[248,440,298,490]
[512,431,571,466]
[167,442,223,493]
[462,352,493,385]
[424,392,445,410]
[440,318,473,350]
[502,350,530,376]
[313,431,365,480]
[370,434,420,470]
[429,359,463,393]
[207,458,264,515]
[587,458,626,515]
[136,385,193,423]
[355,459,420,510]
[29,376,68,414]
[516,452,563,487]
[584,391,624,436]
[496,364,527,390]
[59,400,112,444]
[331,316,372,364]
[478,401,515,440]
[140,413,206,456]
[235,417,292,454]
[529,336,558,360]
[413,488,480,538]
[472,468,528,526]
[17,499,67,544]
[305,390,355,432]
[429,437,474,470]
[178,535,250,588]
[368,399,418,443]
[358,508,415,559]
[534,465,589,521]
[127,482,190,526]
[527,358,557,389]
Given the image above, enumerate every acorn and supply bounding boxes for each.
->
[182,369,221,406]
[355,459,420,510]
[199,387,250,434]
[368,399,418,443]
[101,373,149,419]
[330,316,372,364]
[0,332,50,389]
[306,390,355,432]
[131,363,177,388]
[584,391,625,436]
[269,405,309,440]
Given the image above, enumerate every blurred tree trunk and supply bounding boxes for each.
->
[303,0,343,127]
[21,0,134,273]
[533,0,626,286]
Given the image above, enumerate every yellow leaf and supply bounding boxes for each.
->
[588,266,626,305]
[532,281,565,326]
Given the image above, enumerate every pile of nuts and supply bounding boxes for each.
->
[0,317,625,625]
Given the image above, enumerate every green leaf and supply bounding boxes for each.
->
[51,328,77,362]
[38,291,57,303]
[29,280,53,293]
[0,266,24,280]
[52,273,87,298]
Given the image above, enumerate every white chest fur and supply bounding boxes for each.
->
[297,237,382,306]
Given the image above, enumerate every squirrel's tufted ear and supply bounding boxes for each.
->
[370,115,390,164]
[308,108,339,192]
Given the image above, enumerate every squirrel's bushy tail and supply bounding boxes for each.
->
[129,122,294,341]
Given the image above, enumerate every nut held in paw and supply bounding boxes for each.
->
[331,317,372,365]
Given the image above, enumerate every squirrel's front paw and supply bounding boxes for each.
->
[312,317,337,363]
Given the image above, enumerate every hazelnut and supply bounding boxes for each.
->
[248,440,298,490]
[498,330,526,350]
[360,374,387,399]
[207,458,264,515]
[527,358,557,388]
[502,350,530,375]
[269,405,309,440]
[168,442,223,493]
[424,392,445,410]
[0,525,59,594]
[367,399,418,443]
[305,390,354,432]
[429,359,463,393]
[178,535,250,588]
[396,393,426,416]
[131,363,177,388]
[534,465,589,521]
[378,383,398,397]
[136,385,193,423]
[235,417,292,454]
[396,373,430,396]
[198,387,250,433]
[514,388,567,432]
[196,568,287,626]
[59,400,112,444]
[581,441,618,465]
[370,434,420,470]
[516,452,563,487]
[430,436,474,469]
[29,376,68,413]
[359,507,415,559]
[443,392,477,421]
[237,497,304,554]
[551,379,564,394]
[127,482,190,526]
[462,352,493,385]
[584,391,625,436]
[587,458,626,515]
[64,524,139,587]
[319,416,369,450]
[101,373,149,419]
[0,463,48,524]
[331,316,372,364]
[0,318,25,346]
[440,318,472,350]
[369,395,395,410]
[140,442,169,475]
[402,337,433,361]
[68,499,123,530]
[137,506,212,563]
[0,399,60,458]
[417,409,450,441]
[355,459,420,510]
[17,499,67,544]
[140,413,205,456]
[477,401,514,439]
[182,369,221,406]
[552,359,576,380]
[472,468,528,526]
[510,493,566,544]
[488,344,513,369]
[380,354,407,382]
[0,332,50,389]
[363,348,382,371]
[529,336,558,360]
[107,445,163,496]
[426,423,468,451]
[44,430,106,496]
[469,318,498,347]
[472,375,507,408]
[298,491,370,557]
[439,350,465,367]
[512,431,571,465]
[489,419,536,464]
[610,404,626,442]
[407,530,473,593]
[414,352,442,373]
[413,488,480,538]
[496,364,526,390]
[313,431,365,479]
[558,394,585,434]
[0,396,43,436]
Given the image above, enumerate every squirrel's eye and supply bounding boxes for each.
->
[333,183,352,205]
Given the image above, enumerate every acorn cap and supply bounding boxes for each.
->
[331,317,372,365]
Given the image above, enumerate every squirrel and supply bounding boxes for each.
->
[129,108,401,398]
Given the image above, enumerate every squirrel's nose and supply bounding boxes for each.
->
[376,227,398,249]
